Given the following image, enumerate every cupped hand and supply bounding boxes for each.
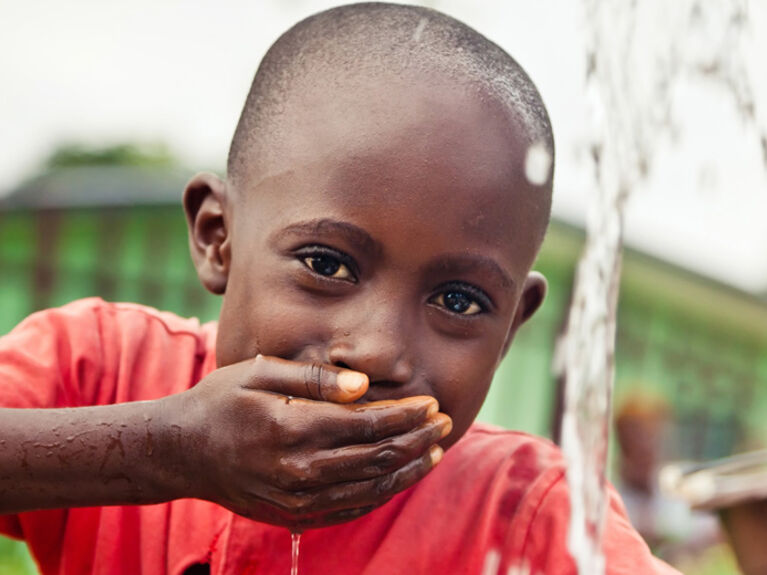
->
[164,355,452,529]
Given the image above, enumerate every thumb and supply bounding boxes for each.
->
[244,355,369,403]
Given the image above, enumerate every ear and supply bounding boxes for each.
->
[501,271,547,358]
[183,172,231,295]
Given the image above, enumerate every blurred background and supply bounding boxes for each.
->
[1,1,766,573]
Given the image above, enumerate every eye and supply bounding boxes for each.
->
[303,255,353,280]
[297,246,357,282]
[429,285,490,316]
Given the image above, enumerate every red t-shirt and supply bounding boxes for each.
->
[0,299,679,575]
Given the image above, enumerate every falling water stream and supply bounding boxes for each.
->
[290,532,301,575]
[557,1,763,574]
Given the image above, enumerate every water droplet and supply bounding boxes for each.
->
[290,532,301,575]
[482,549,501,575]
[412,17,428,42]
[524,142,552,186]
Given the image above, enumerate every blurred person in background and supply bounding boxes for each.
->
[614,390,721,564]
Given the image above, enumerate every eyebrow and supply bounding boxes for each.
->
[269,218,382,257]
[271,218,513,291]
[425,254,515,292]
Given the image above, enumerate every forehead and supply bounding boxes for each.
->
[237,74,547,277]
[261,71,528,176]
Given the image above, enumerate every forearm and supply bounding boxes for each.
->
[0,395,194,514]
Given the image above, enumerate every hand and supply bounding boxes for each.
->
[164,355,452,529]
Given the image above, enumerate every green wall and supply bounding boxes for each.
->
[0,207,221,334]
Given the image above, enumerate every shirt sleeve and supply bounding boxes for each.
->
[516,473,682,575]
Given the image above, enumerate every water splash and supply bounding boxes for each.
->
[481,549,501,575]
[559,1,764,574]
[482,549,531,575]
[290,532,301,575]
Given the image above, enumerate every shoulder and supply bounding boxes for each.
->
[409,423,567,540]
[433,423,567,537]
[443,422,565,489]
[13,297,217,352]
[23,297,212,334]
[451,422,562,462]
[0,299,219,407]
[461,425,679,574]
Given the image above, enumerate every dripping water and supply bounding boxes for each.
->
[290,532,301,575]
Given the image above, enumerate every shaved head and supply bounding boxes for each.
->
[227,2,554,190]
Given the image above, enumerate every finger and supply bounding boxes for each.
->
[315,396,440,446]
[244,355,368,402]
[285,413,452,488]
[293,504,379,530]
[274,444,444,517]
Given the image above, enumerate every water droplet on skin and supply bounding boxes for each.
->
[412,17,427,42]
[524,142,552,186]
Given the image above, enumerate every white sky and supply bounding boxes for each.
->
[1,0,766,294]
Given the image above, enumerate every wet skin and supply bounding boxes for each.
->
[182,75,550,527]
[0,75,549,530]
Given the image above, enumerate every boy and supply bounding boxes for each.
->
[0,3,679,574]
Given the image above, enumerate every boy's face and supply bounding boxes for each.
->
[190,76,549,448]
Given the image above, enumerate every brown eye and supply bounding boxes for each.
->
[302,254,354,280]
[431,291,484,316]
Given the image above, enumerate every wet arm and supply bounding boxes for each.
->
[0,398,190,515]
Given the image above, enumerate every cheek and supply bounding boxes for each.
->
[216,267,333,366]
[429,347,497,448]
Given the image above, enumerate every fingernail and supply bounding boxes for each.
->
[426,400,439,418]
[337,370,368,393]
[438,416,453,439]
[429,445,444,466]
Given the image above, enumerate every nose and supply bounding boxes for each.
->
[327,306,414,386]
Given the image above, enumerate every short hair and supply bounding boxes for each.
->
[227,2,554,188]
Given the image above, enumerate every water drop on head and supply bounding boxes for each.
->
[524,142,552,186]
[412,17,427,42]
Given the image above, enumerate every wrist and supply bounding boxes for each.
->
[150,390,210,502]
